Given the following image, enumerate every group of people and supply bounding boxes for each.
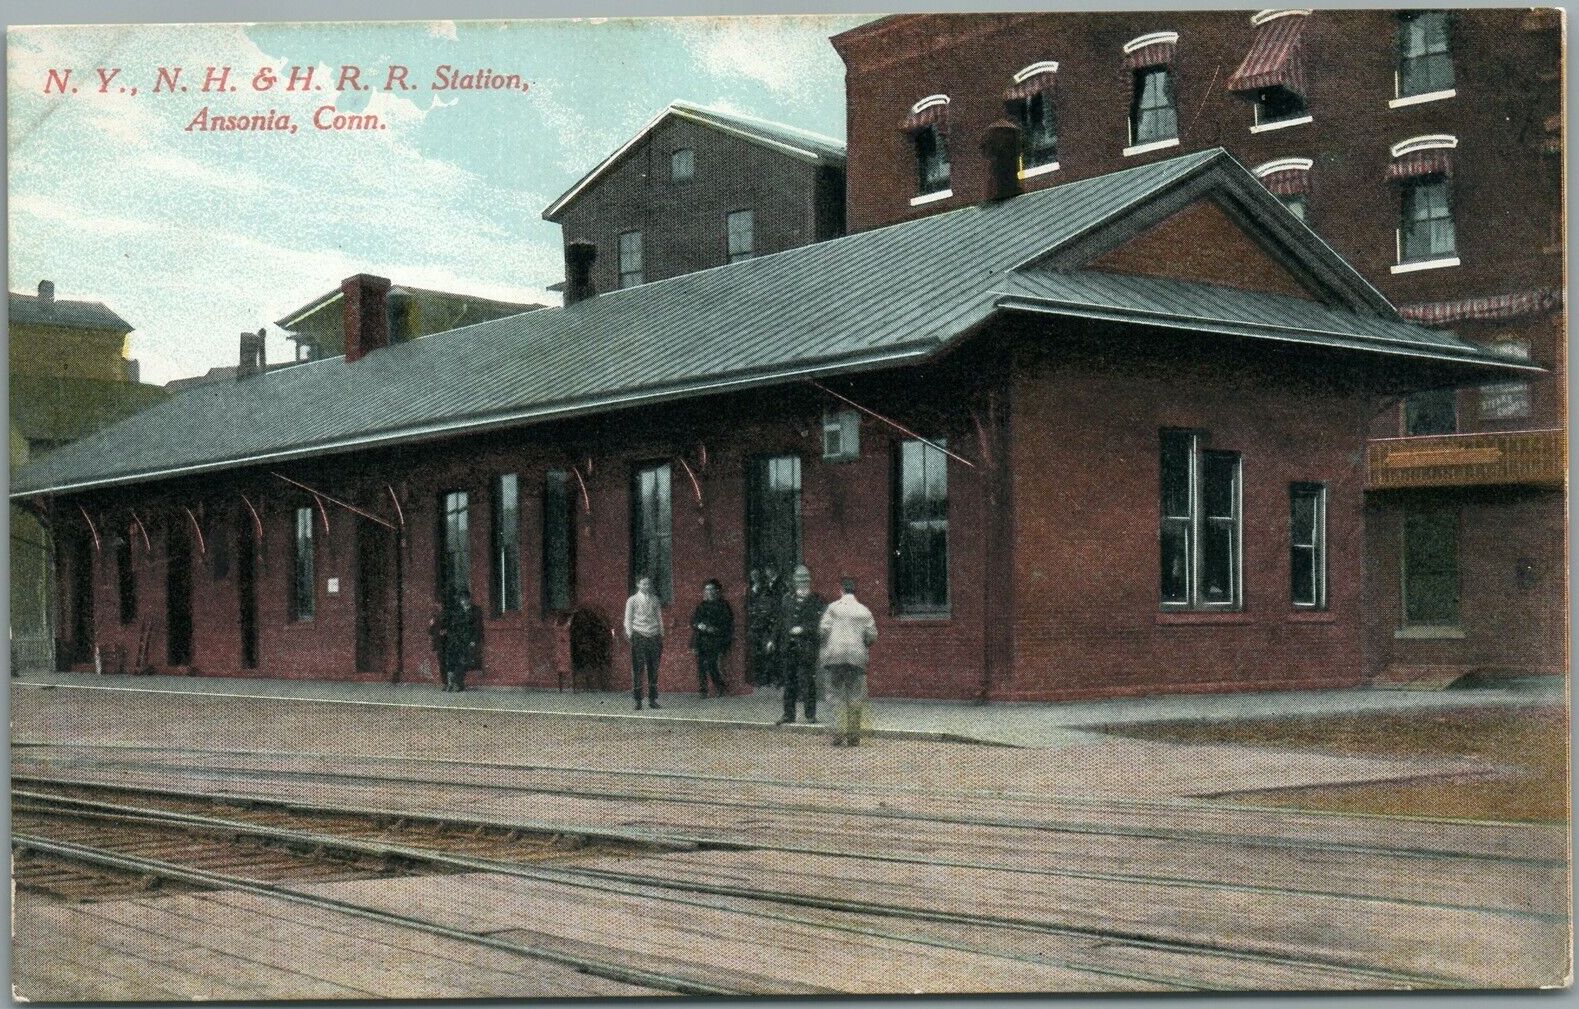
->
[427,589,483,692]
[625,565,877,746]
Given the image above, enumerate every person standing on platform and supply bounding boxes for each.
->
[819,577,878,746]
[624,576,664,710]
[775,565,826,725]
[427,601,450,691]
[443,589,483,692]
[691,578,735,698]
[746,567,781,688]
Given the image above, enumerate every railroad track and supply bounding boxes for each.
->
[12,779,1513,991]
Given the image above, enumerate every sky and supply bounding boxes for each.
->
[7,14,866,384]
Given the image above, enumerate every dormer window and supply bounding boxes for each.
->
[1397,11,1454,99]
[902,95,952,205]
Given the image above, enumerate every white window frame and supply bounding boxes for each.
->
[1160,431,1243,611]
[822,408,860,461]
[1290,483,1327,609]
[618,230,644,288]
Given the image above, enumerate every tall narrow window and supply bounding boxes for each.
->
[631,464,672,603]
[1159,431,1242,609]
[1016,91,1058,170]
[438,490,470,603]
[726,210,755,263]
[914,125,950,195]
[1290,484,1328,609]
[292,506,315,621]
[670,148,694,183]
[618,230,644,288]
[747,456,802,578]
[543,470,577,613]
[117,531,136,624]
[1403,510,1459,626]
[1399,175,1455,263]
[492,473,521,615]
[1130,66,1178,145]
[892,439,949,614]
[1397,11,1453,98]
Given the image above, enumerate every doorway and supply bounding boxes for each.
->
[356,518,395,674]
[166,520,193,666]
[237,515,258,669]
[66,534,94,666]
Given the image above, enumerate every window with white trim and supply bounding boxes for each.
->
[1290,483,1327,609]
[1015,91,1058,170]
[292,506,315,621]
[892,439,949,614]
[670,148,694,183]
[1130,66,1178,146]
[1397,11,1454,98]
[914,124,950,195]
[492,473,521,615]
[1399,175,1455,263]
[1160,430,1242,609]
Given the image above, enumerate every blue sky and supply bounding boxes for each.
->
[8,15,865,383]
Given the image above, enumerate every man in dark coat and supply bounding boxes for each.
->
[442,589,483,692]
[427,602,449,690]
[775,565,827,725]
[690,578,735,697]
[746,567,781,688]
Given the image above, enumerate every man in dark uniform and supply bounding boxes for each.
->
[775,565,826,725]
[746,567,781,688]
[443,589,483,692]
[690,578,734,697]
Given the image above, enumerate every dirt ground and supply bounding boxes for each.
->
[1100,703,1571,822]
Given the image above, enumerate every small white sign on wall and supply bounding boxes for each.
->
[326,577,340,595]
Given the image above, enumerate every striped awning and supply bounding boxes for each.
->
[1258,166,1310,196]
[1226,15,1307,96]
[901,102,948,132]
[1005,69,1058,102]
[1398,289,1564,326]
[1387,148,1454,181]
[1123,40,1176,70]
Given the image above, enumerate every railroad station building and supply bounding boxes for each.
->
[10,150,1536,700]
[831,10,1566,685]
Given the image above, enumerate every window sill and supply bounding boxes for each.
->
[1390,256,1460,275]
[1018,160,1061,180]
[1250,115,1313,134]
[1157,610,1251,625]
[909,188,953,207]
[893,611,952,624]
[1287,609,1336,623]
[1123,137,1180,158]
[1389,88,1456,109]
[1395,625,1466,640]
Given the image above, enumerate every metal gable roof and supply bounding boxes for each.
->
[542,100,846,221]
[11,149,1526,499]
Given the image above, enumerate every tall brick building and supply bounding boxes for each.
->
[543,101,847,297]
[831,10,1566,683]
[11,151,1533,699]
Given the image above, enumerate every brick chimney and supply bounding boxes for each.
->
[564,241,598,306]
[979,119,1023,202]
[37,280,55,305]
[237,328,267,379]
[342,273,392,362]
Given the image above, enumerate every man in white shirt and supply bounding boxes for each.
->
[624,576,664,710]
[819,577,878,746]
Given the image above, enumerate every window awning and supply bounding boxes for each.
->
[1005,69,1058,102]
[1398,289,1564,326]
[901,101,948,132]
[1123,40,1176,71]
[1226,14,1308,97]
[1387,148,1454,180]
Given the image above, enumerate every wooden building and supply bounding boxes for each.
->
[831,10,1565,684]
[11,152,1533,698]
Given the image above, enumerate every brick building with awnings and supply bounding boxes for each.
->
[10,150,1536,700]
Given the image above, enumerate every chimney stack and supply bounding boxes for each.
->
[564,241,598,306]
[237,328,267,379]
[342,273,392,362]
[979,120,1024,203]
[37,280,55,305]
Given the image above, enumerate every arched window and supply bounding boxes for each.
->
[1123,32,1181,154]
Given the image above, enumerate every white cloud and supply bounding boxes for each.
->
[667,16,842,96]
[427,21,459,41]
